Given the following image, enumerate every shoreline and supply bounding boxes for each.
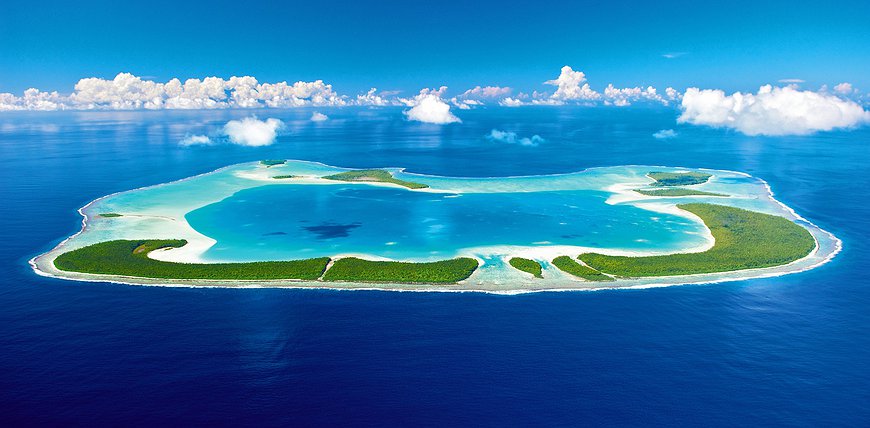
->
[29,161,842,293]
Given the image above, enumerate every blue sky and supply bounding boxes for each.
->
[1,0,869,94]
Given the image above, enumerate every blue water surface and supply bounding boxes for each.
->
[186,185,698,261]
[1,107,868,426]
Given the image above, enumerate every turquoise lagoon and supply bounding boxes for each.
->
[33,160,840,291]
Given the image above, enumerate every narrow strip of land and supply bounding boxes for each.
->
[648,171,711,187]
[322,257,478,283]
[578,203,815,277]
[509,257,543,278]
[323,169,429,189]
[54,239,477,284]
[634,188,727,197]
[551,256,613,281]
[260,159,286,167]
[55,240,329,280]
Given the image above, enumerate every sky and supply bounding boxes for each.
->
[2,0,869,95]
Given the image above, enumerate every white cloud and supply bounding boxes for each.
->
[5,68,867,129]
[499,97,525,107]
[458,86,512,99]
[450,98,483,110]
[603,85,667,106]
[402,88,461,124]
[662,52,687,59]
[1,73,347,111]
[310,112,329,122]
[653,129,678,139]
[544,66,600,102]
[538,66,674,106]
[0,88,65,111]
[679,85,870,136]
[223,117,284,146]
[833,82,855,95]
[486,129,545,146]
[179,134,213,146]
[355,88,394,106]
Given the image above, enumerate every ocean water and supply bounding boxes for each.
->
[1,107,868,425]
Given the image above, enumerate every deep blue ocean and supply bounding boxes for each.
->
[1,107,868,426]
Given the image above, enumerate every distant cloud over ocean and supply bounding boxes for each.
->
[2,68,867,136]
[679,85,869,136]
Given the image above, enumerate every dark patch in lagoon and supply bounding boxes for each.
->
[262,231,287,236]
[302,222,362,239]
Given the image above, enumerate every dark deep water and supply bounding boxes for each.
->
[1,107,868,426]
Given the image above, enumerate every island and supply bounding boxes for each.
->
[260,159,287,167]
[54,240,477,284]
[551,256,613,281]
[648,171,711,186]
[577,204,815,277]
[509,257,543,278]
[634,188,727,197]
[30,161,840,292]
[323,169,429,189]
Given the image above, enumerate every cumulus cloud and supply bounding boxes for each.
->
[179,134,213,146]
[402,88,461,124]
[355,88,394,106]
[0,88,65,111]
[486,129,545,146]
[833,82,855,95]
[653,129,678,139]
[537,66,677,106]
[499,97,525,107]
[223,117,284,146]
[310,112,329,122]
[544,66,600,102]
[1,73,347,111]
[5,68,866,127]
[603,85,667,106]
[679,85,870,136]
[458,86,512,100]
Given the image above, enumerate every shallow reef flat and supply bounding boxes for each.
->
[31,160,840,292]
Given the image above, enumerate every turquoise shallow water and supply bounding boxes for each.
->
[187,185,698,261]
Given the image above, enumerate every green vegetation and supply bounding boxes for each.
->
[552,256,613,281]
[272,175,297,179]
[323,169,429,189]
[54,240,329,280]
[322,257,478,283]
[634,188,727,197]
[260,159,286,167]
[579,203,815,277]
[98,213,123,218]
[509,257,543,278]
[54,239,478,284]
[649,171,712,187]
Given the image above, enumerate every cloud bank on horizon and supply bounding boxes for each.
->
[679,85,870,136]
[1,67,867,135]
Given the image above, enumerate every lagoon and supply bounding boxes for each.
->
[31,158,839,291]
